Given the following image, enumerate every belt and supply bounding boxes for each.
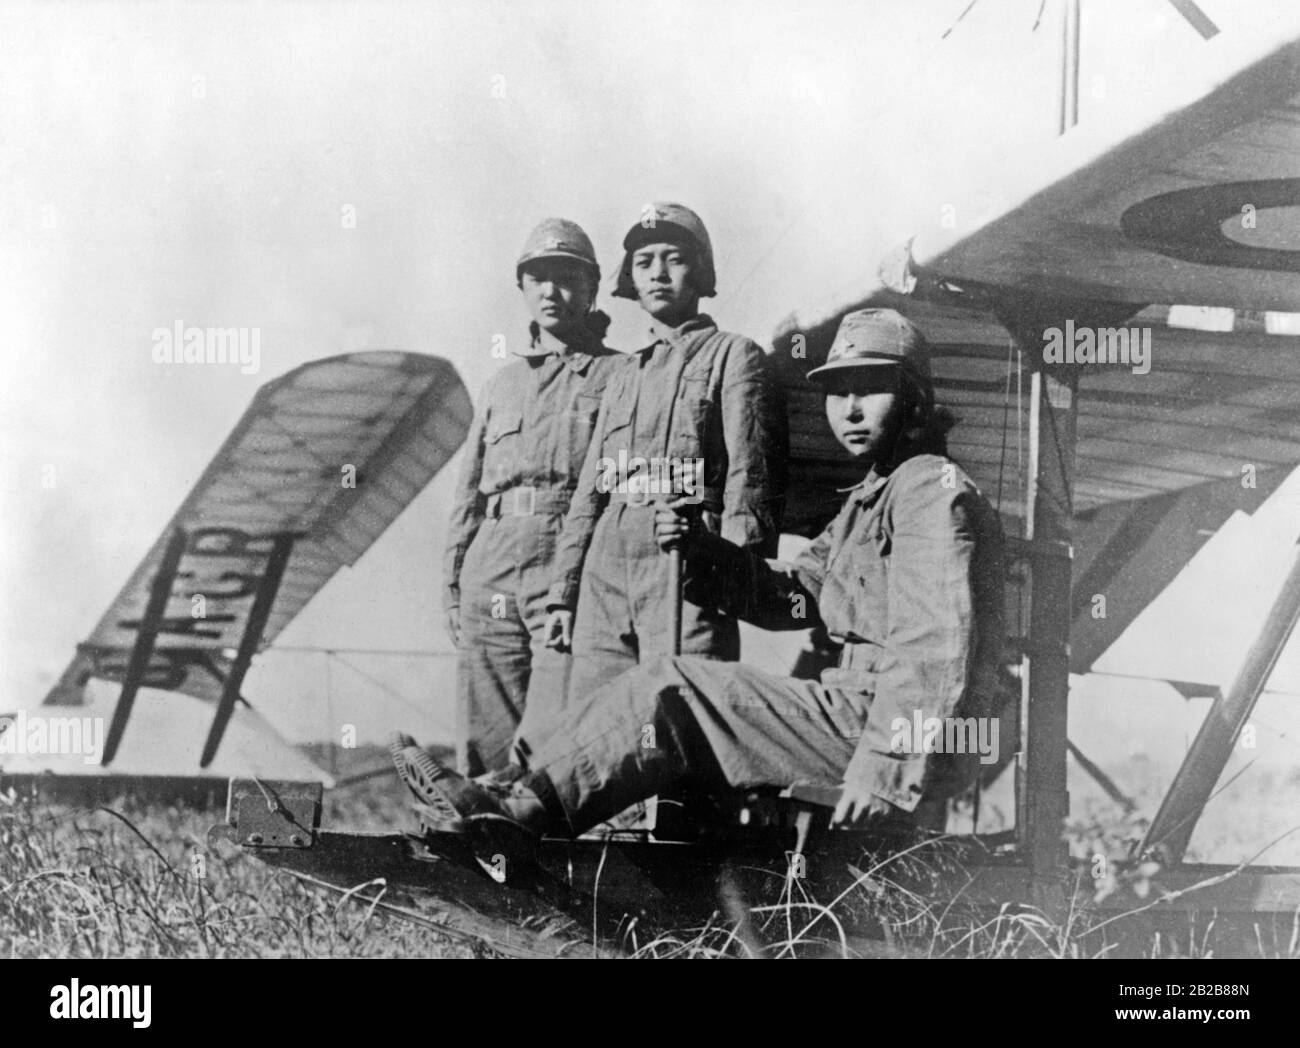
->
[823,643,880,700]
[607,486,724,511]
[838,642,881,673]
[485,486,572,518]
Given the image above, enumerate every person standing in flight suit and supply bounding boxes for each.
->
[442,219,625,776]
[537,202,787,722]
[394,309,1006,854]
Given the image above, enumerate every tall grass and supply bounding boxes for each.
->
[0,784,472,958]
[5,780,1297,959]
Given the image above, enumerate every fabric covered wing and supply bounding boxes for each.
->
[45,351,472,709]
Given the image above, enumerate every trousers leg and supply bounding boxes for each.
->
[455,520,532,776]
[558,507,741,831]
[566,513,639,705]
[511,515,574,765]
[622,504,740,661]
[566,505,738,707]
[528,654,869,835]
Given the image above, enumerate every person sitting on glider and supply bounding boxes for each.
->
[392,308,1005,866]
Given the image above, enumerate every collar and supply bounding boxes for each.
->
[836,444,921,503]
[516,326,597,374]
[834,422,945,501]
[837,467,890,503]
[640,313,716,355]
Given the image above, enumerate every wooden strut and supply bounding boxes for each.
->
[1020,366,1077,912]
[200,532,296,767]
[1058,0,1080,136]
[102,527,189,765]
[1139,538,1300,864]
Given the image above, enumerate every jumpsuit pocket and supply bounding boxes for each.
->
[566,393,603,475]
[601,400,635,455]
[533,518,559,566]
[673,377,713,455]
[485,408,523,444]
[483,409,524,488]
[862,510,891,557]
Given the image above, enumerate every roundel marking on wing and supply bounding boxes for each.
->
[1120,178,1300,272]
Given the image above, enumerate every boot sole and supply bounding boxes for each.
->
[396,745,467,831]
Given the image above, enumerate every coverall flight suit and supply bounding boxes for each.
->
[444,329,625,775]
[544,314,787,709]
[524,447,1006,834]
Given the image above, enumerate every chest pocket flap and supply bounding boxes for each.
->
[485,408,523,444]
[572,393,602,428]
[675,376,713,439]
[863,505,891,557]
[604,392,635,436]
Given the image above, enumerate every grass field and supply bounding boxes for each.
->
[4,766,1298,959]
[0,775,477,959]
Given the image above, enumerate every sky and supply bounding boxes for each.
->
[4,0,1299,770]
